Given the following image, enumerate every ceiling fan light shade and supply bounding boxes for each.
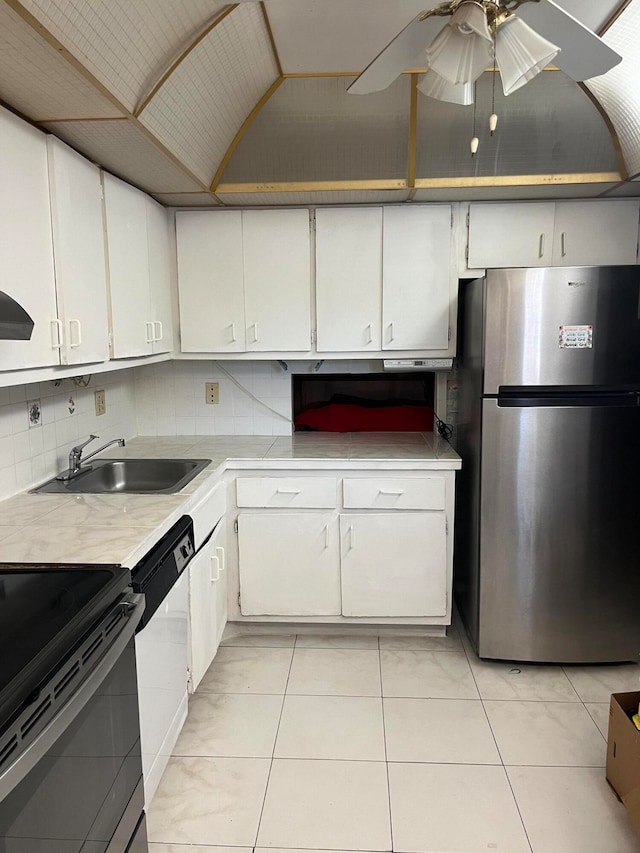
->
[495,16,560,96]
[426,24,492,85]
[450,1,492,40]
[417,69,474,105]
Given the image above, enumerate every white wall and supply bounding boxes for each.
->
[0,370,137,500]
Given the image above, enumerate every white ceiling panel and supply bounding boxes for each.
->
[153,193,220,207]
[412,183,620,202]
[218,190,410,205]
[222,75,411,183]
[139,4,279,186]
[42,120,203,193]
[17,0,228,112]
[601,181,640,196]
[588,2,640,177]
[416,71,618,178]
[0,3,122,120]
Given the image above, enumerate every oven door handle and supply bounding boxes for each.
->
[0,592,145,804]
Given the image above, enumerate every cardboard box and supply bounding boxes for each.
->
[606,691,640,836]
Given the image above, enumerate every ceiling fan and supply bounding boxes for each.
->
[347,0,623,104]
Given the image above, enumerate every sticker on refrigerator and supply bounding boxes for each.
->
[559,325,593,349]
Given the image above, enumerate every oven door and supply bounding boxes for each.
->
[0,592,147,852]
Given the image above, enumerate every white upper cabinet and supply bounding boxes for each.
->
[243,209,311,352]
[103,173,153,358]
[145,196,174,354]
[468,203,555,268]
[176,211,245,352]
[382,206,452,351]
[468,201,640,269]
[47,137,109,366]
[315,207,383,352]
[0,108,58,371]
[551,201,639,266]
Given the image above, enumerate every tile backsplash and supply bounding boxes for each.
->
[0,371,137,500]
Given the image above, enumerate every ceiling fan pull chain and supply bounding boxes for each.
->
[490,32,498,135]
[470,81,479,156]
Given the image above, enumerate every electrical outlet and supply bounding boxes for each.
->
[95,389,106,416]
[205,382,219,405]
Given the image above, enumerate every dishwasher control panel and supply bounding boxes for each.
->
[174,533,195,574]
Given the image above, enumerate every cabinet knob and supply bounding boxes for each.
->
[69,319,82,348]
[229,322,237,343]
[210,555,220,583]
[388,322,395,343]
[50,319,63,349]
[538,233,545,258]
[153,320,163,342]
[216,546,226,573]
[561,232,567,257]
[145,322,155,344]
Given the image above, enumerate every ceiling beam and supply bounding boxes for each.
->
[261,2,283,77]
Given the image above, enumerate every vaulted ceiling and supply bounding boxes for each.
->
[0,0,637,207]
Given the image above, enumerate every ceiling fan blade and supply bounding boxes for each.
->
[516,0,622,81]
[347,11,443,95]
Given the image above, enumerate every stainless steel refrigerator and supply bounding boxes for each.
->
[455,266,640,663]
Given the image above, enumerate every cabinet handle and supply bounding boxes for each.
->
[388,322,395,343]
[250,323,259,343]
[210,554,220,583]
[216,545,225,573]
[324,524,330,550]
[50,319,63,349]
[145,322,155,344]
[538,233,545,258]
[229,323,237,343]
[379,488,403,496]
[561,232,567,257]
[276,488,301,495]
[69,319,82,348]
[153,320,163,342]
[366,324,373,344]
[348,524,355,550]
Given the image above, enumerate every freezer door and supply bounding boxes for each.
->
[478,398,640,662]
[484,267,640,393]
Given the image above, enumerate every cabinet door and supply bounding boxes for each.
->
[552,201,640,266]
[176,211,245,352]
[316,207,382,352]
[146,196,174,354]
[382,206,452,350]
[47,137,109,366]
[103,173,152,358]
[213,518,228,646]
[0,108,58,370]
[243,209,311,351]
[238,513,341,616]
[340,513,447,617]
[189,531,224,691]
[468,203,554,268]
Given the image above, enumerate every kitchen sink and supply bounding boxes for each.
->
[31,458,211,495]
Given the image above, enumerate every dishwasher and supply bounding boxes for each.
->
[131,515,195,806]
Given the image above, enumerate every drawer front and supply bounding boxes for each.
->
[236,477,338,508]
[343,477,445,510]
[190,481,225,548]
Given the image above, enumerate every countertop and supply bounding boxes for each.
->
[0,433,460,567]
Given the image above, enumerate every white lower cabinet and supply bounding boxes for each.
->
[188,518,227,691]
[340,513,447,617]
[238,513,341,616]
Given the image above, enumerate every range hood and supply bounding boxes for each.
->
[0,291,34,340]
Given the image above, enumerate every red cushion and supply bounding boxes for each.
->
[295,403,433,432]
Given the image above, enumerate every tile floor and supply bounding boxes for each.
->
[147,620,640,853]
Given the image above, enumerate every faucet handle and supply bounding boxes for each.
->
[72,434,98,454]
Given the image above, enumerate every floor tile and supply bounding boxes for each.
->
[484,700,607,766]
[197,647,293,694]
[384,698,501,764]
[380,650,478,699]
[507,765,639,853]
[468,656,580,701]
[147,756,270,846]
[257,759,391,850]
[173,693,283,758]
[149,846,250,852]
[275,695,385,760]
[295,632,379,649]
[287,648,381,696]
[563,663,640,703]
[379,631,463,652]
[220,633,296,648]
[388,762,530,853]
[585,702,611,740]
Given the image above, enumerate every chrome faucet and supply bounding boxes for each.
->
[56,435,126,481]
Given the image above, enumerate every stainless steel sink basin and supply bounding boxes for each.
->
[32,458,211,495]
